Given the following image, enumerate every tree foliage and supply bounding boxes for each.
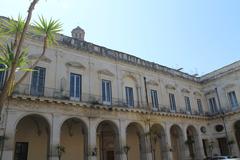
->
[0,0,62,111]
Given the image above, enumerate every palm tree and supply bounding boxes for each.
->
[0,4,62,111]
[0,1,62,159]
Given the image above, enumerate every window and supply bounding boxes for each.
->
[209,97,218,113]
[197,99,203,114]
[169,93,176,111]
[70,73,82,101]
[151,90,159,109]
[0,64,7,89]
[185,96,192,113]
[228,91,238,108]
[125,87,134,107]
[30,66,46,96]
[102,80,112,104]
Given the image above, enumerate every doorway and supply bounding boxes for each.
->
[14,142,28,160]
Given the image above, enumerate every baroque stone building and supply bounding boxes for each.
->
[1,25,240,160]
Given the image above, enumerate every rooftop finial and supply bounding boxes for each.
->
[71,26,85,40]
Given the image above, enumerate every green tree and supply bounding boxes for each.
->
[0,0,62,114]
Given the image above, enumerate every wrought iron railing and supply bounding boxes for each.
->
[12,84,224,116]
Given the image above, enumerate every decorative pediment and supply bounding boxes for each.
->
[223,84,235,90]
[122,72,137,82]
[193,91,202,97]
[181,88,190,94]
[65,61,86,70]
[165,84,176,90]
[147,80,159,86]
[204,89,215,96]
[97,69,114,77]
[28,55,52,63]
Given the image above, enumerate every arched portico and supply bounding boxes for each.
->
[150,124,167,160]
[170,124,184,160]
[14,114,50,160]
[126,122,147,160]
[234,120,240,151]
[60,118,88,160]
[97,120,121,160]
[186,125,201,159]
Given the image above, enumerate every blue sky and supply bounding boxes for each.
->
[1,0,240,75]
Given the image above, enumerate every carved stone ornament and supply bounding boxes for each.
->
[147,80,159,86]
[28,54,52,63]
[223,84,235,90]
[181,88,190,94]
[165,84,176,90]
[204,89,215,96]
[193,91,202,96]
[97,69,114,77]
[65,61,86,70]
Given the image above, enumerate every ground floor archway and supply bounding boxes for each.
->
[97,120,120,160]
[14,114,50,160]
[126,122,146,160]
[150,124,167,160]
[186,126,201,159]
[60,118,88,160]
[170,125,184,160]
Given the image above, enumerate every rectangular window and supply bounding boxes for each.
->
[185,96,192,113]
[151,90,159,109]
[209,97,218,113]
[70,73,82,101]
[102,80,112,104]
[14,142,28,160]
[125,87,134,107]
[30,66,46,96]
[169,93,176,111]
[228,91,238,108]
[197,99,203,114]
[0,64,7,89]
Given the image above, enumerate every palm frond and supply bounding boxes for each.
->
[1,15,25,36]
[34,16,62,46]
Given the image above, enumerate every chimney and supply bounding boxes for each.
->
[71,26,85,40]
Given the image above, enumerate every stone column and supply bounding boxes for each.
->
[144,124,153,160]
[88,118,97,160]
[164,124,172,160]
[49,114,62,160]
[229,130,239,157]
[119,119,127,160]
[182,125,190,160]
[196,132,206,160]
[1,110,19,160]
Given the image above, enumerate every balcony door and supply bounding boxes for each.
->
[70,73,82,101]
[30,66,46,96]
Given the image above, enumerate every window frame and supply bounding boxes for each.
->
[169,93,176,111]
[125,86,134,107]
[69,73,82,101]
[30,66,46,96]
[151,89,159,110]
[102,79,112,105]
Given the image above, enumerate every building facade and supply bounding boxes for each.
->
[1,26,240,160]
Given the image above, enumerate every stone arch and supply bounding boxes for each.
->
[234,120,240,150]
[126,122,147,160]
[96,120,121,160]
[14,114,50,160]
[186,125,201,159]
[60,117,88,160]
[170,124,184,160]
[150,123,167,160]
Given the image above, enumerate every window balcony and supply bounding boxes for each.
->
[12,84,207,117]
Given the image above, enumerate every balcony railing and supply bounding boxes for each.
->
[12,84,212,116]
